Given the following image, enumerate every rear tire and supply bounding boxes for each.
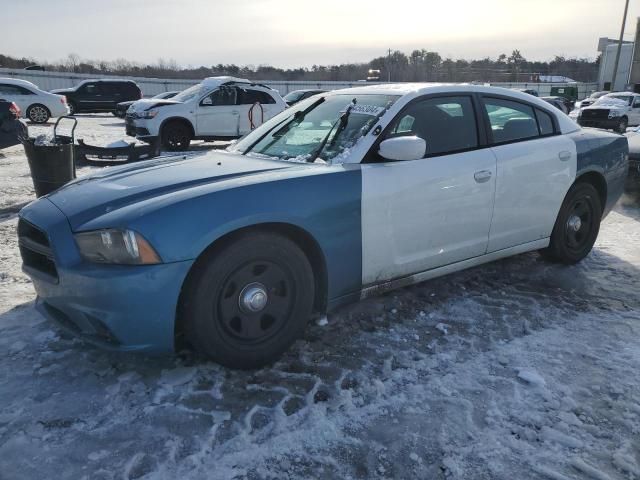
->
[26,104,50,124]
[539,182,602,264]
[182,232,315,369]
[161,121,192,151]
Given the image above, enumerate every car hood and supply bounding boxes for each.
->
[46,150,305,230]
[128,99,181,113]
[585,99,629,110]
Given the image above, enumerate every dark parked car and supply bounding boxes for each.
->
[283,89,326,106]
[0,100,26,149]
[51,80,141,115]
[514,88,539,97]
[114,91,179,118]
[541,96,569,114]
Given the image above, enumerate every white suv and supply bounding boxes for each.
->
[0,78,69,123]
[126,76,287,150]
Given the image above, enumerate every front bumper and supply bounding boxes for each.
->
[19,198,193,353]
[125,117,152,138]
[578,118,622,130]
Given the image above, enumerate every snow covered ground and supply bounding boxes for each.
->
[1,115,640,479]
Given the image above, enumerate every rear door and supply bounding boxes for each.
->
[195,87,240,137]
[236,87,280,134]
[100,82,125,110]
[361,94,497,284]
[480,96,576,252]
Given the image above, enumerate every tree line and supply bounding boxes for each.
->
[0,49,599,83]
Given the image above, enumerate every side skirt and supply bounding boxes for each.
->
[360,238,549,300]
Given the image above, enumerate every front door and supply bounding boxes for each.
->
[361,95,497,285]
[629,96,640,125]
[479,96,577,252]
[196,87,240,137]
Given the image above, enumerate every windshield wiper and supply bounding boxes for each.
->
[243,97,325,155]
[307,98,356,163]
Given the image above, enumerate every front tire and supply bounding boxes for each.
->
[182,232,315,369]
[616,116,628,133]
[67,102,77,116]
[26,104,50,124]
[161,121,192,151]
[539,182,602,264]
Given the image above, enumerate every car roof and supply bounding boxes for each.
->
[0,77,39,89]
[201,76,252,88]
[326,83,580,134]
[76,79,138,86]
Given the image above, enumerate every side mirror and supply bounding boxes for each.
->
[378,136,426,161]
[201,96,213,106]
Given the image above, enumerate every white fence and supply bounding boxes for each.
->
[0,67,598,99]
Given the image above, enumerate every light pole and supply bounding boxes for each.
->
[611,0,630,91]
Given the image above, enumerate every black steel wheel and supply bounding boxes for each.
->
[182,231,315,369]
[67,102,77,115]
[539,182,602,264]
[161,121,191,151]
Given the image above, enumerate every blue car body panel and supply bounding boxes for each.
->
[20,152,363,351]
[569,130,629,217]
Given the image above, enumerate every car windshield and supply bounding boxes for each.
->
[172,84,203,102]
[229,93,399,163]
[590,91,608,99]
[596,94,633,106]
[283,91,305,102]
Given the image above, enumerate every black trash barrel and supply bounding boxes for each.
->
[22,116,77,198]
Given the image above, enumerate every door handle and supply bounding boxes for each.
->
[558,151,571,161]
[474,170,492,183]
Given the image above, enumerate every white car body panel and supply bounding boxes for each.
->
[326,84,580,286]
[361,148,497,285]
[0,77,68,119]
[487,135,577,252]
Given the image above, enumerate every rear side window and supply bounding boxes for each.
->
[101,83,120,94]
[483,98,539,143]
[535,109,555,136]
[0,84,32,95]
[237,88,276,105]
[385,95,478,157]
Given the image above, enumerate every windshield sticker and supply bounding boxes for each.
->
[341,104,386,116]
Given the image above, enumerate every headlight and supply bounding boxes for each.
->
[608,110,622,119]
[75,229,161,265]
[140,108,159,119]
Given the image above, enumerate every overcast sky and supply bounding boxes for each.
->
[3,0,639,68]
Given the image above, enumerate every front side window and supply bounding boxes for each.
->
[230,94,398,163]
[385,96,478,157]
[201,87,237,106]
[483,98,539,143]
